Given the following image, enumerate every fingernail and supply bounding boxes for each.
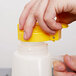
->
[50,31,56,35]
[57,23,62,29]
[50,32,55,35]
[53,61,64,70]
[58,66,64,70]
[24,32,27,40]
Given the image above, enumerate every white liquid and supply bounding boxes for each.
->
[12,42,52,76]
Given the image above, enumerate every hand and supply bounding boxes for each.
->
[19,0,76,40]
[53,55,76,76]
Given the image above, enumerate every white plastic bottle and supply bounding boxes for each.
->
[12,42,52,76]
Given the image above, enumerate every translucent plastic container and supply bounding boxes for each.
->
[12,42,52,76]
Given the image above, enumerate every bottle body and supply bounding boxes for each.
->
[12,42,52,76]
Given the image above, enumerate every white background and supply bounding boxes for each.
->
[0,0,76,68]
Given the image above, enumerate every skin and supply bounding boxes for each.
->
[19,0,76,40]
[53,55,76,76]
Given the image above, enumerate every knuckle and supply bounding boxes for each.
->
[44,16,50,22]
[34,11,41,18]
[29,8,36,15]
[24,3,29,9]
[30,9,35,15]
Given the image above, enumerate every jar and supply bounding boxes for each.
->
[12,42,52,76]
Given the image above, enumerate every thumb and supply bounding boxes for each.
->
[64,55,76,71]
[53,61,66,72]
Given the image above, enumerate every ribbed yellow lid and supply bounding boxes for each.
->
[17,23,68,42]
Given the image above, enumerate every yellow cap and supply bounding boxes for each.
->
[17,23,68,42]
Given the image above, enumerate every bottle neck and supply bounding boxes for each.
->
[17,41,48,56]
